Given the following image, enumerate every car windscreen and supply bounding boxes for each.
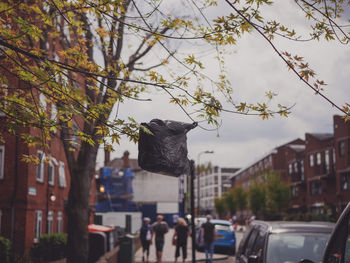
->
[266,232,330,263]
[215,224,232,231]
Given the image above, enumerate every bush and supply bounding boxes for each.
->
[31,233,67,262]
[0,236,11,263]
[284,212,335,222]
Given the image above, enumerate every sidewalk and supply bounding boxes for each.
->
[134,228,228,263]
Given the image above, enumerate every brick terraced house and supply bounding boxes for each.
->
[231,115,350,219]
[0,58,96,258]
[0,99,96,257]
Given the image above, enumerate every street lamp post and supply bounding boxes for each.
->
[197,150,214,216]
[190,160,196,263]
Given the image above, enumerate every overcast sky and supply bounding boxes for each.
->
[96,0,349,170]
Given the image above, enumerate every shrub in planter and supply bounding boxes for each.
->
[0,236,11,263]
[32,233,67,262]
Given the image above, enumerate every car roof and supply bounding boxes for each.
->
[251,220,335,234]
[210,219,232,225]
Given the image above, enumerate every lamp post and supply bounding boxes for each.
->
[190,160,196,263]
[197,150,214,216]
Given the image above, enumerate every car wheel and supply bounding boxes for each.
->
[228,247,236,256]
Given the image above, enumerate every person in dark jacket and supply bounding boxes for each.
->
[140,217,152,262]
[152,214,169,263]
[172,217,190,263]
[200,215,216,263]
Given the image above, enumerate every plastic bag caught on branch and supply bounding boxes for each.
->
[138,119,197,177]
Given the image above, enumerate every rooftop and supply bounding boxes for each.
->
[308,133,333,141]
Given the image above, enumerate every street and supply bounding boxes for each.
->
[215,256,235,263]
[134,228,244,263]
[212,229,244,263]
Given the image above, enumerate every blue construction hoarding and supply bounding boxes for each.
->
[96,167,135,212]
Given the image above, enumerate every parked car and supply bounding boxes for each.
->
[236,220,335,263]
[300,202,350,263]
[196,219,236,255]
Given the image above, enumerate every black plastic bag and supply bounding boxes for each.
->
[138,119,197,177]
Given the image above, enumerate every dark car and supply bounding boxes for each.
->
[197,219,236,255]
[236,220,335,263]
[300,202,350,263]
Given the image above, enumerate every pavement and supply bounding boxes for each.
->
[134,228,229,263]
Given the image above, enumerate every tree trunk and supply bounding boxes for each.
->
[66,142,99,263]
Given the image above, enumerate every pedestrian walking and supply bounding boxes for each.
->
[172,217,190,263]
[200,215,216,263]
[140,217,152,263]
[152,214,169,263]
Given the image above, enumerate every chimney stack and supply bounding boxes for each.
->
[122,151,130,168]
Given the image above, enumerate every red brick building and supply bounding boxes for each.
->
[286,143,307,213]
[333,115,350,214]
[232,138,304,190]
[232,115,350,220]
[304,133,336,215]
[0,99,96,256]
[0,126,68,255]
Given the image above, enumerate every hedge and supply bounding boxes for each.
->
[0,236,11,263]
[31,233,67,262]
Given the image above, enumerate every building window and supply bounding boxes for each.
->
[37,151,44,183]
[34,210,43,241]
[310,181,322,195]
[341,172,350,190]
[47,211,54,234]
[325,150,330,173]
[294,162,298,173]
[0,146,4,180]
[48,160,55,186]
[57,212,63,233]
[39,93,47,111]
[333,148,336,164]
[292,186,298,197]
[50,104,57,133]
[309,154,314,167]
[310,206,324,215]
[71,122,79,148]
[301,160,305,180]
[0,84,8,116]
[58,161,66,188]
[339,140,345,157]
[316,152,321,166]
[288,164,293,175]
